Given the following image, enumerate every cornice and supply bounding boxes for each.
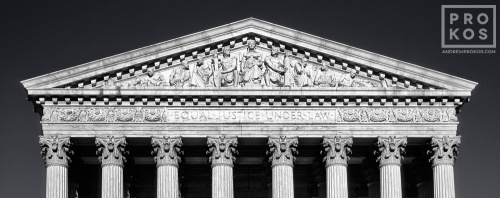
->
[21,18,477,91]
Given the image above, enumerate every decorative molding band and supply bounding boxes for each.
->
[39,136,72,167]
[40,107,458,124]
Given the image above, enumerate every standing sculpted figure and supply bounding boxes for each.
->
[191,57,215,87]
[239,40,264,87]
[169,60,192,88]
[294,57,314,87]
[214,46,238,87]
[263,46,288,87]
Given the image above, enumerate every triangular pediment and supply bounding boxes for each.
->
[21,18,476,92]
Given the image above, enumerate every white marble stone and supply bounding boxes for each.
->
[46,166,68,198]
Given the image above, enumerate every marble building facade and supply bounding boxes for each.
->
[22,18,476,198]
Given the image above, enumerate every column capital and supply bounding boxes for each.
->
[267,136,298,167]
[39,136,72,167]
[321,136,353,166]
[375,136,407,167]
[96,136,128,167]
[152,136,183,167]
[207,136,238,167]
[428,136,461,166]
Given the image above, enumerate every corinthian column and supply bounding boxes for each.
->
[321,136,353,198]
[40,136,72,198]
[207,136,238,198]
[375,136,407,198]
[428,136,461,198]
[96,136,128,198]
[267,136,298,198]
[152,136,183,198]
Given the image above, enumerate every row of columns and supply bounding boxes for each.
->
[39,135,461,198]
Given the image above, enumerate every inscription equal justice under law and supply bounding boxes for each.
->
[168,109,335,123]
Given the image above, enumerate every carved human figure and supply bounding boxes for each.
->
[264,46,287,87]
[239,40,263,86]
[294,57,314,87]
[169,60,192,88]
[130,68,166,87]
[337,69,356,87]
[214,47,238,87]
[191,58,215,87]
[314,63,335,87]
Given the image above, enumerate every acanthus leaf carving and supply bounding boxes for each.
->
[321,136,353,166]
[206,136,238,167]
[96,136,128,167]
[427,136,461,166]
[375,136,407,166]
[267,136,298,167]
[39,136,73,167]
[151,136,183,167]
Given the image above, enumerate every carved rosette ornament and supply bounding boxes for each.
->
[206,136,238,167]
[321,136,353,166]
[151,136,183,167]
[428,136,461,166]
[96,136,128,167]
[375,136,407,166]
[39,136,73,167]
[267,136,299,167]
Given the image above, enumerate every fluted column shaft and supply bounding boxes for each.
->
[322,136,352,198]
[46,166,68,198]
[268,136,298,198]
[102,165,123,198]
[433,165,455,198]
[207,136,238,198]
[380,164,402,198]
[96,136,128,198]
[157,165,179,198]
[326,164,348,198]
[40,136,72,198]
[272,165,294,198]
[212,165,234,198]
[375,136,407,198]
[428,136,460,198]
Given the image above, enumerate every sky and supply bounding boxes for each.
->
[0,1,499,197]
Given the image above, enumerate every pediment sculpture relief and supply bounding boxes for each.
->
[105,41,384,89]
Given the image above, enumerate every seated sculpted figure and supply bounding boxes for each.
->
[294,57,314,87]
[264,46,287,87]
[191,57,214,87]
[214,46,238,87]
[169,60,192,88]
[240,40,263,87]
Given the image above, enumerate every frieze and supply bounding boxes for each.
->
[40,107,458,123]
